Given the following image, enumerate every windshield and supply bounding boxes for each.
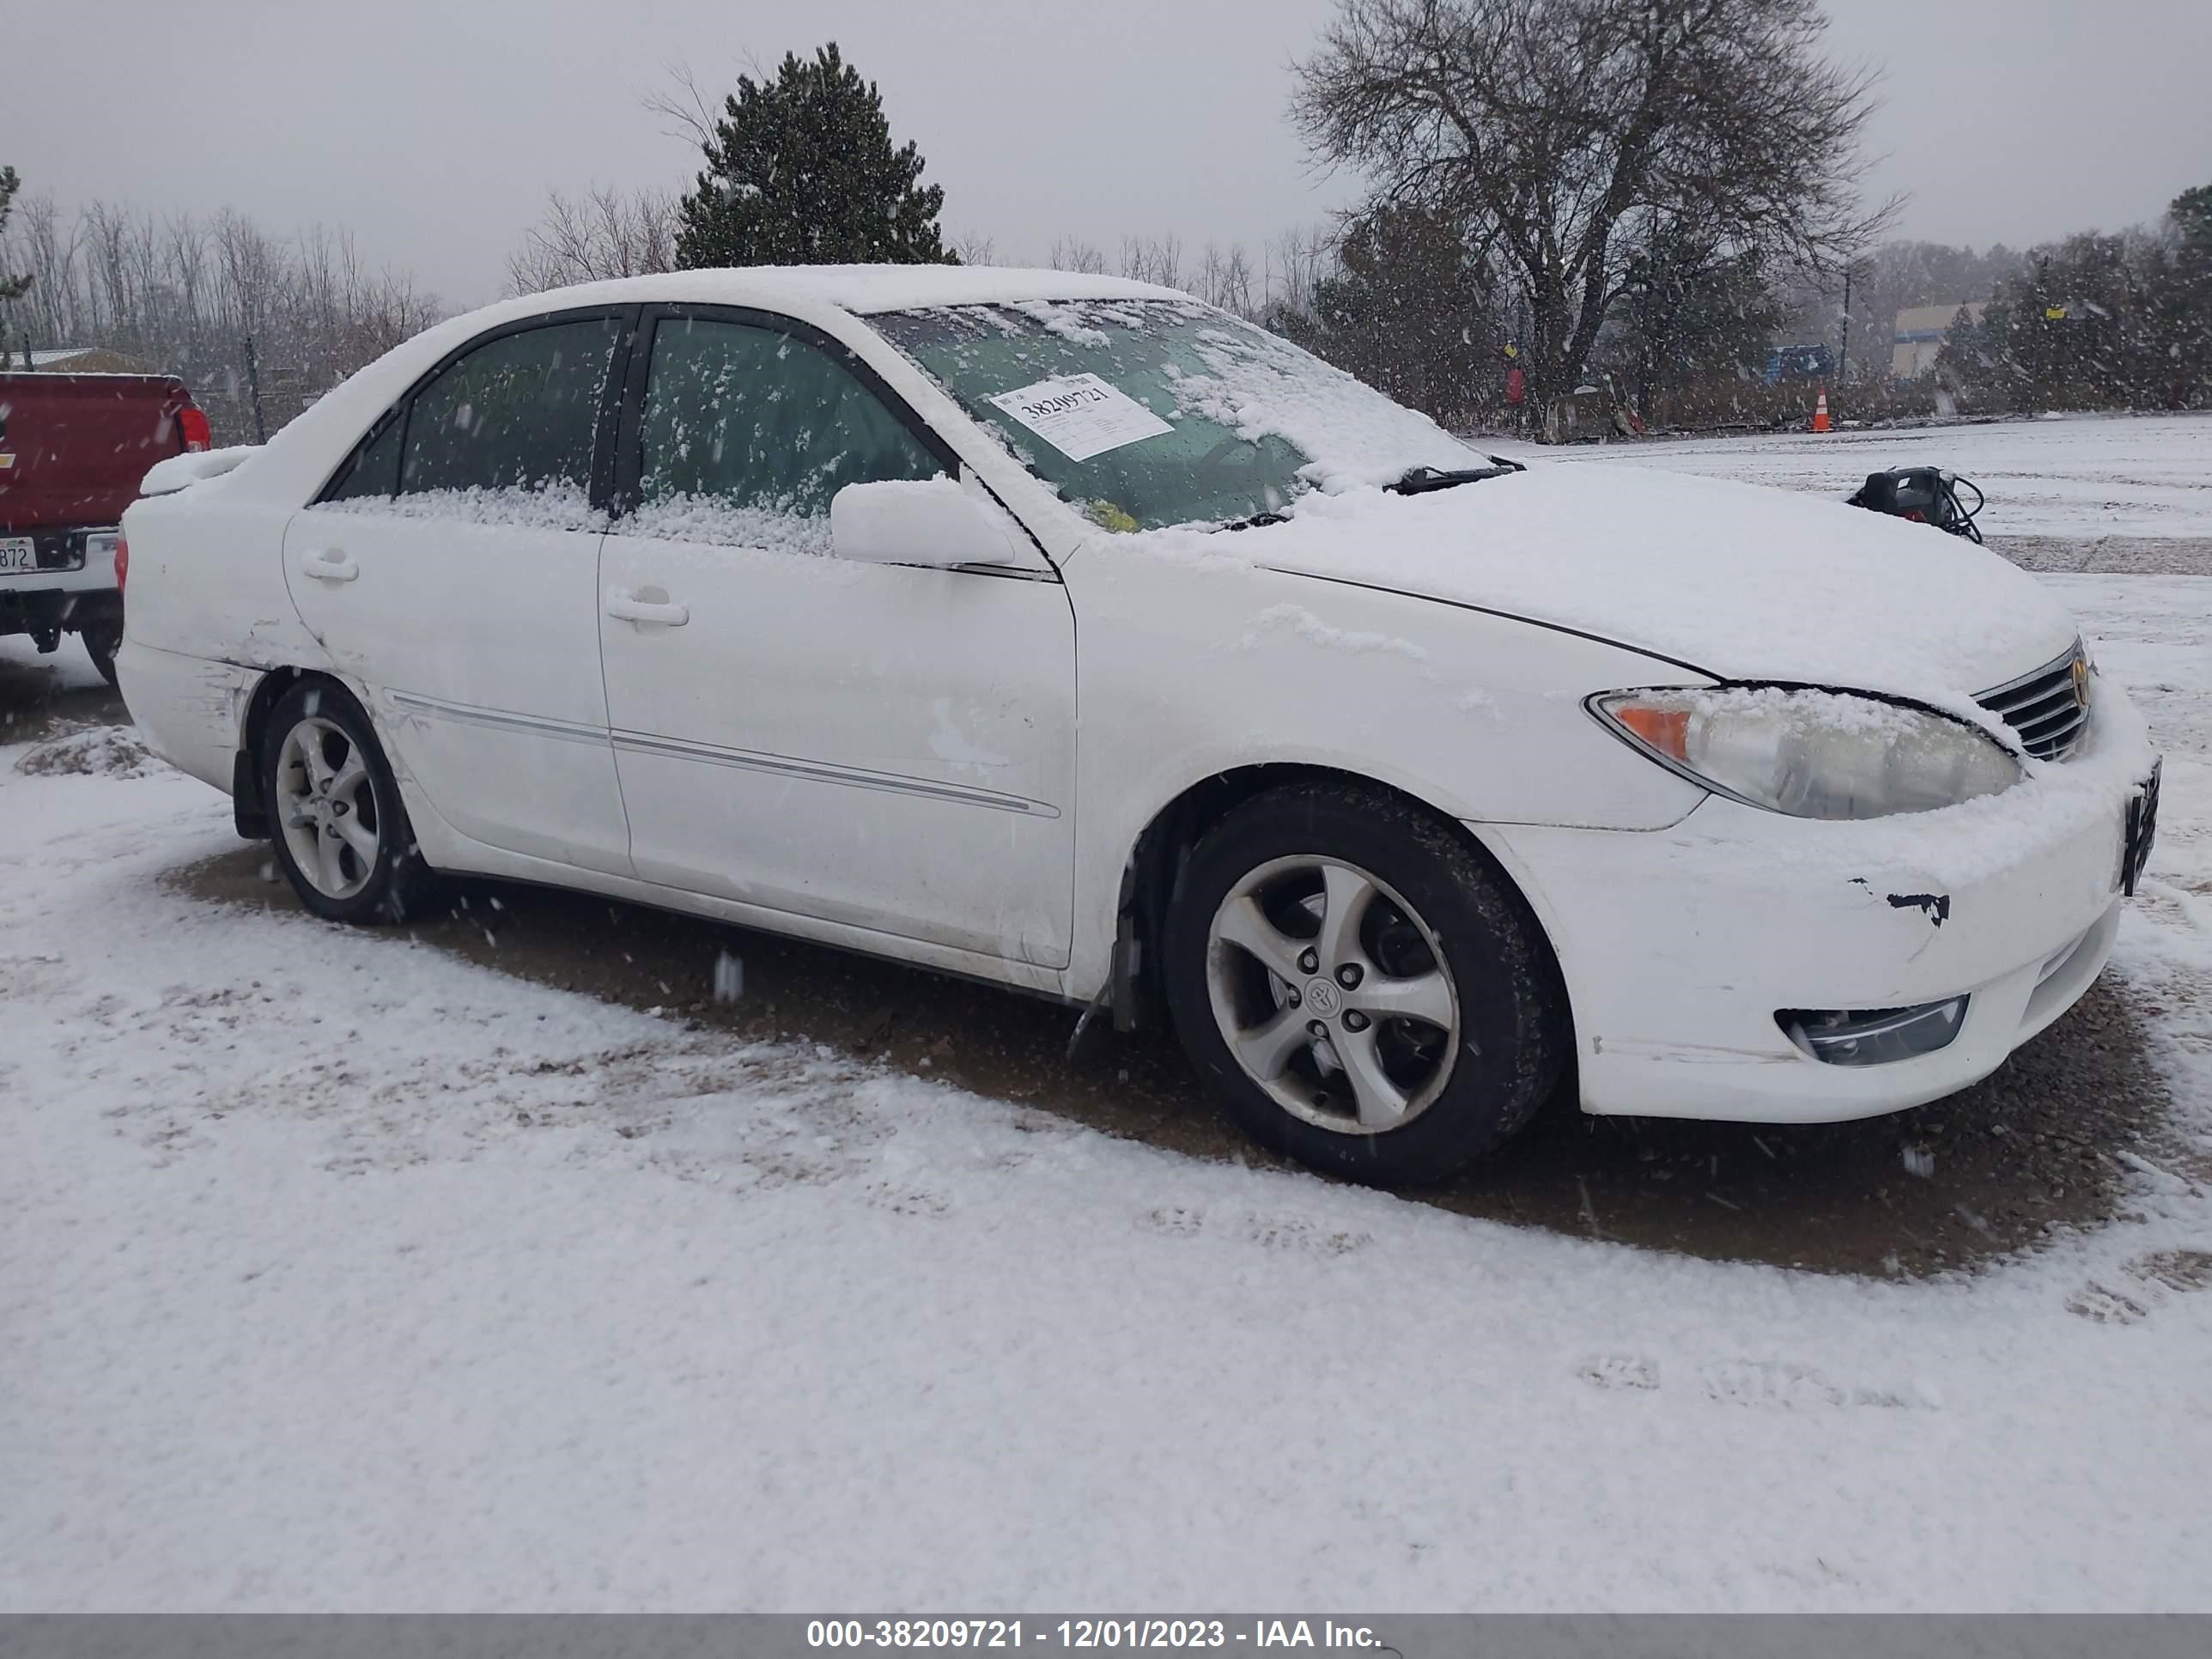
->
[872,299,1480,532]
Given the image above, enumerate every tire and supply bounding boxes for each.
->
[81,621,122,689]
[258,680,435,924]
[1162,782,1569,1186]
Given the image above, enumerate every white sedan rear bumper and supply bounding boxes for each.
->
[1480,689,2158,1124]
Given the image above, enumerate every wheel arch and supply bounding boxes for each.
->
[1106,762,1572,1043]
[233,665,365,839]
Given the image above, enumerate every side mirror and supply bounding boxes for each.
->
[830,477,1023,568]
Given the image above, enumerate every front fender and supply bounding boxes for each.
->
[1061,548,1711,997]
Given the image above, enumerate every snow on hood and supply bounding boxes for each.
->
[1142,462,2081,702]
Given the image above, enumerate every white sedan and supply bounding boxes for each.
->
[118,267,2161,1184]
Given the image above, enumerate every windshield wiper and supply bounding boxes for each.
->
[1212,459,1522,532]
[1389,458,1527,495]
[1218,510,1292,532]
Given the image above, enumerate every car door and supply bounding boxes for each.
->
[597,307,1079,968]
[283,309,635,877]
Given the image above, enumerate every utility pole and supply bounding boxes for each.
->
[1838,265,1854,386]
[2030,255,2052,413]
[242,331,268,444]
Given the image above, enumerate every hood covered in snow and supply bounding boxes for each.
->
[1182,462,2081,702]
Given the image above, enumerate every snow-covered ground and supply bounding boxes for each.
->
[1537,411,2212,544]
[5,489,2210,1611]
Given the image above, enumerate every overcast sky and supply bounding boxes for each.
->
[9,0,2210,310]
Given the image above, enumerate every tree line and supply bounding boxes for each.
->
[499,7,1914,437]
[6,3,2205,446]
[0,185,439,444]
[1936,190,2212,416]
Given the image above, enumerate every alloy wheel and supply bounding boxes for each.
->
[274,715,383,901]
[1203,854,1461,1134]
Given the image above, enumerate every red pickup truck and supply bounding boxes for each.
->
[0,372,211,685]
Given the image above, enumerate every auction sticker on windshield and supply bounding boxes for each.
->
[988,373,1174,462]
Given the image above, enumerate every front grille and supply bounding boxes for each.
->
[1977,642,2089,760]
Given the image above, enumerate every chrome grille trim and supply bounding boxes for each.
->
[1977,641,2089,761]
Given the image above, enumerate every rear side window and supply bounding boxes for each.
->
[629,316,942,550]
[393,316,623,523]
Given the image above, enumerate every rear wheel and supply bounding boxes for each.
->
[259,681,434,924]
[1163,783,1569,1185]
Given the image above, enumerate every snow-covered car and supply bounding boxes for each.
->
[115,268,2162,1185]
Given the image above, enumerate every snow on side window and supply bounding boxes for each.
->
[623,493,832,556]
[314,477,606,532]
[626,317,941,550]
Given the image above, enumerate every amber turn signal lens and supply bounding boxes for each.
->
[1609,703,1690,760]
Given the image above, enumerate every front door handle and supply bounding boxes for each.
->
[299,547,358,583]
[605,586,689,627]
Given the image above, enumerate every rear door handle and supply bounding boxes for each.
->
[605,586,689,627]
[299,547,358,583]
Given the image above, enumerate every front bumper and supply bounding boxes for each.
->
[1480,690,2160,1124]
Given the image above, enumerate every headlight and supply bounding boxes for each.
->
[1590,686,2022,819]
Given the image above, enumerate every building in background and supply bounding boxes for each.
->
[1892,303,1985,380]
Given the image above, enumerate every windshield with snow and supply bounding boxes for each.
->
[872,299,1480,532]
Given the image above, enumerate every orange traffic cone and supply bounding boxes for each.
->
[1811,385,1832,433]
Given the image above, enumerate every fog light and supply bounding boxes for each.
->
[1778,997,1967,1066]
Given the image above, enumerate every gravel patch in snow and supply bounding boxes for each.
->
[15,725,163,779]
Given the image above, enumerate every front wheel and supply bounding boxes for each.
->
[1162,784,1569,1186]
[260,681,434,924]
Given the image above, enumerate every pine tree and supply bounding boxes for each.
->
[1282,206,1497,427]
[675,44,952,269]
[2164,185,2212,408]
[1609,228,1786,423]
[0,167,35,362]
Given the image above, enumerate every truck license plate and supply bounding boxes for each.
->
[0,537,37,575]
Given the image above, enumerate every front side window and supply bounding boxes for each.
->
[629,316,944,551]
[356,315,623,527]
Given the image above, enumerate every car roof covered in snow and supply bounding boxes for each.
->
[483,265,1193,319]
[172,266,1199,509]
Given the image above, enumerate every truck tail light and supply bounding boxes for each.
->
[178,404,212,453]
[115,536,129,597]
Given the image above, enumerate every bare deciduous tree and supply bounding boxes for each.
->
[1194,241,1259,315]
[1117,233,1184,290]
[948,229,998,266]
[1264,226,1334,324]
[1050,235,1108,275]
[507,185,679,295]
[641,56,726,153]
[1293,0,1896,431]
[0,193,441,441]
